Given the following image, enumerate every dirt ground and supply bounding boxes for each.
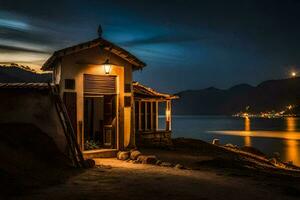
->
[10,157,300,200]
[3,136,300,200]
[0,123,75,198]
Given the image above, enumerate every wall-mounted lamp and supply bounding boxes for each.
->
[102,59,112,74]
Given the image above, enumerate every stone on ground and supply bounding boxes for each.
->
[224,143,238,149]
[137,155,157,164]
[117,151,130,160]
[156,160,162,165]
[269,158,278,165]
[132,160,140,164]
[160,162,173,167]
[130,150,142,160]
[174,164,184,169]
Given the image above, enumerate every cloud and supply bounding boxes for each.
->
[119,34,208,47]
[0,18,30,31]
[0,44,48,54]
[0,38,52,52]
[0,51,49,67]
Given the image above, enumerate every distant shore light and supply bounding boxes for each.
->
[291,72,296,77]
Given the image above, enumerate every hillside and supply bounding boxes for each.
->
[0,65,51,83]
[173,77,300,115]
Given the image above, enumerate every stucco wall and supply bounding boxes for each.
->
[57,46,134,150]
[0,89,67,154]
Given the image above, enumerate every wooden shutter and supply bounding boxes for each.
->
[84,74,116,94]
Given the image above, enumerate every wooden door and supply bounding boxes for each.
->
[103,95,116,148]
[63,92,77,137]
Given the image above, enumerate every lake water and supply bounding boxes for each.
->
[159,115,300,166]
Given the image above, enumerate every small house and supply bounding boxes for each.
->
[0,36,177,159]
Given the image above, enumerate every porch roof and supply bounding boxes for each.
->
[133,82,178,100]
[42,37,146,71]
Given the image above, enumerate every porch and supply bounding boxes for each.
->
[133,82,178,147]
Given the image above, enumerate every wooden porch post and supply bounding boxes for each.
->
[151,101,155,131]
[156,101,159,131]
[138,101,141,131]
[145,101,147,130]
[169,100,172,131]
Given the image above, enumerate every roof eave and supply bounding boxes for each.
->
[41,38,146,71]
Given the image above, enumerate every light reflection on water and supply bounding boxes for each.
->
[244,117,251,146]
[285,117,299,164]
[160,116,300,166]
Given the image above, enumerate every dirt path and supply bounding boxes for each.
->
[12,158,299,200]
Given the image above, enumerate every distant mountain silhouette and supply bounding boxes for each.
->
[0,65,51,83]
[2,65,300,115]
[173,78,300,115]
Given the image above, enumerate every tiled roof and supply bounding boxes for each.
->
[42,37,146,71]
[0,83,50,90]
[133,82,178,100]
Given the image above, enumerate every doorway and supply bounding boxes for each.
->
[84,95,117,150]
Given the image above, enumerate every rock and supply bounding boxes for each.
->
[212,139,220,145]
[130,150,142,160]
[130,148,138,153]
[84,159,95,168]
[224,143,237,149]
[174,164,184,169]
[117,151,130,160]
[269,158,278,165]
[156,160,162,165]
[160,162,173,167]
[137,155,157,164]
[132,160,140,164]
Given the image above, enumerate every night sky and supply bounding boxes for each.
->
[1,0,300,92]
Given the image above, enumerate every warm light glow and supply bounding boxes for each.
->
[287,105,293,110]
[285,140,299,164]
[102,59,112,74]
[291,72,296,77]
[244,117,251,146]
[286,117,296,132]
[284,117,299,164]
[244,117,250,131]
[165,110,171,121]
[243,113,249,118]
[103,63,111,74]
[244,136,251,146]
